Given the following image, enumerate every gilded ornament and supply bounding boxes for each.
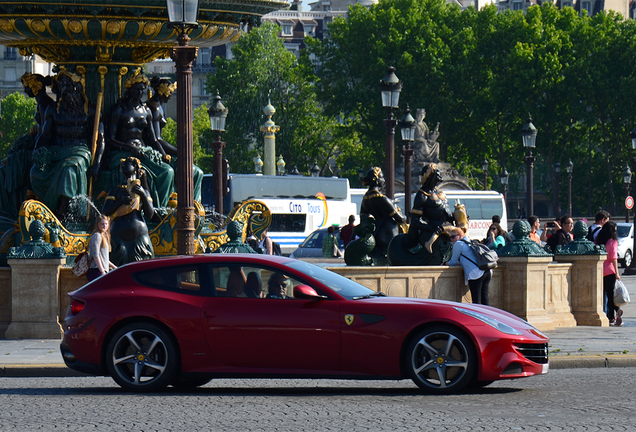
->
[124,68,150,90]
[219,27,235,40]
[106,20,121,35]
[68,20,83,33]
[0,19,13,33]
[143,22,158,36]
[203,26,218,38]
[31,20,46,33]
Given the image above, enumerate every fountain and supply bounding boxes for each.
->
[0,0,286,264]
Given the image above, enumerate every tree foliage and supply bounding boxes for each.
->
[206,22,352,176]
[306,0,636,216]
[0,92,37,160]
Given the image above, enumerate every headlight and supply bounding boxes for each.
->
[455,307,523,335]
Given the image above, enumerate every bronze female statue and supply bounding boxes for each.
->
[106,69,175,208]
[30,69,104,217]
[145,76,203,202]
[102,156,156,265]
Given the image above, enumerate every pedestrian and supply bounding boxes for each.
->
[596,221,623,326]
[491,215,512,243]
[483,222,506,250]
[322,225,342,258]
[259,228,273,255]
[527,215,541,244]
[546,215,574,252]
[340,215,356,248]
[447,227,491,305]
[87,215,117,281]
[587,210,610,243]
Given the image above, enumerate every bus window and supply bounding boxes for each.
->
[462,199,482,220]
[481,199,504,220]
[270,214,306,233]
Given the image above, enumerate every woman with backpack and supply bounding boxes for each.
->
[447,227,491,305]
[596,221,623,326]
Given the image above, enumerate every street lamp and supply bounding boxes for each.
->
[400,106,416,222]
[521,118,538,218]
[310,162,321,178]
[254,154,263,174]
[290,166,301,176]
[482,159,489,191]
[624,164,632,223]
[554,162,561,217]
[499,168,509,201]
[208,91,228,215]
[276,155,286,175]
[167,0,199,255]
[566,159,573,216]
[379,66,402,200]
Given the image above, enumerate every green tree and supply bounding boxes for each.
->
[162,104,214,173]
[0,92,37,159]
[206,22,350,175]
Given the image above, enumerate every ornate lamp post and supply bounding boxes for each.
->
[276,155,286,175]
[290,166,301,176]
[379,67,402,200]
[624,164,632,223]
[566,159,573,216]
[554,162,561,217]
[521,118,538,218]
[208,91,228,215]
[500,168,509,201]
[624,127,636,274]
[167,0,199,255]
[399,106,416,222]
[310,162,321,178]
[482,159,489,191]
[254,155,263,174]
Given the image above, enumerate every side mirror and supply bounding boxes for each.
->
[294,284,328,300]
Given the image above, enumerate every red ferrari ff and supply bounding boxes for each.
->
[61,254,549,393]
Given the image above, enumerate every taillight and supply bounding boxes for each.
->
[70,299,85,315]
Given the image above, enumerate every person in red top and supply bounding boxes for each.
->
[340,215,356,248]
[527,215,541,244]
[596,221,623,326]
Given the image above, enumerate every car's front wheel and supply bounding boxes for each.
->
[406,325,477,394]
[106,322,178,392]
[623,250,632,268]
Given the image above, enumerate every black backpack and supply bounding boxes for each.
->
[272,241,282,256]
[460,240,498,271]
[585,226,600,242]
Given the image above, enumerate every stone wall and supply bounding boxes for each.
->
[0,267,11,336]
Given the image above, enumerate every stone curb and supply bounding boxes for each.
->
[2,356,636,378]
[549,355,636,369]
[0,365,88,378]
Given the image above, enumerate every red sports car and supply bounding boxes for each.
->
[61,254,549,393]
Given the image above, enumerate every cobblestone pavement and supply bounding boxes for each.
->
[0,368,635,431]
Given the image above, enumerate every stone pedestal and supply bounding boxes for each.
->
[554,254,608,326]
[498,256,569,331]
[5,258,65,339]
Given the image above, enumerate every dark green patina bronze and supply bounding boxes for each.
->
[555,220,606,255]
[211,220,257,254]
[7,219,65,259]
[344,214,376,266]
[497,220,553,257]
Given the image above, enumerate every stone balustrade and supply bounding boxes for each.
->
[0,253,608,338]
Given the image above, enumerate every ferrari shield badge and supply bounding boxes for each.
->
[345,314,354,325]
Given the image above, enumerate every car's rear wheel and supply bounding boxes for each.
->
[623,250,632,268]
[406,325,477,394]
[106,322,178,392]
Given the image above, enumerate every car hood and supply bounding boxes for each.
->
[356,296,545,336]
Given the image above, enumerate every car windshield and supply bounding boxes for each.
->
[618,225,631,238]
[282,260,377,300]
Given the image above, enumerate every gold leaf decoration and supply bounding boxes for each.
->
[68,20,82,34]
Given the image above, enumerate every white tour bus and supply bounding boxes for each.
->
[201,174,357,254]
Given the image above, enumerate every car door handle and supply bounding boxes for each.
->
[204,311,216,318]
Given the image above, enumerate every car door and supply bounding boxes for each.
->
[201,264,341,373]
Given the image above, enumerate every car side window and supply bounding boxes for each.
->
[134,265,204,294]
[210,264,313,300]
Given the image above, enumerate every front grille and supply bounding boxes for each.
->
[514,343,549,364]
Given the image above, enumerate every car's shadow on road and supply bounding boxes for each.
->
[0,385,523,397]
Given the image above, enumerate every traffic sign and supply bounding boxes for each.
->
[626,196,634,210]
